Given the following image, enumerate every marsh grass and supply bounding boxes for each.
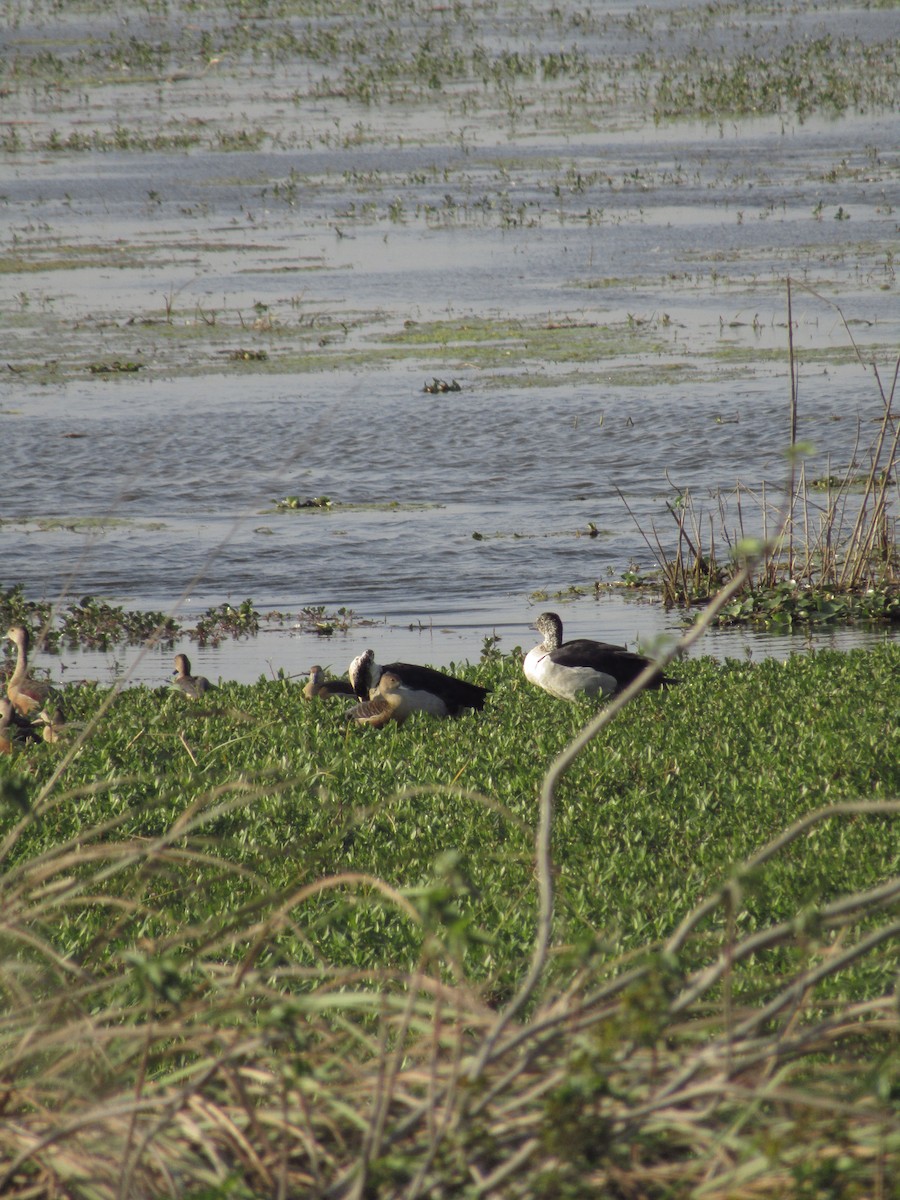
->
[4,0,897,154]
[623,283,900,627]
[1,627,899,1197]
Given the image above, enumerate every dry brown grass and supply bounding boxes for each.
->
[2,800,898,1200]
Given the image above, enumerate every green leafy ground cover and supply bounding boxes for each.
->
[4,647,898,989]
[2,645,899,1197]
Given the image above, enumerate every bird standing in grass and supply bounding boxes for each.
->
[5,625,51,717]
[348,648,489,717]
[172,653,214,699]
[303,665,356,700]
[523,611,675,701]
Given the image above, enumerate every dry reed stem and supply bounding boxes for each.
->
[619,285,898,604]
[467,555,762,1091]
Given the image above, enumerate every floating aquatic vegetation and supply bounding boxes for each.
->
[189,599,260,646]
[423,377,461,393]
[274,495,333,510]
[88,360,143,374]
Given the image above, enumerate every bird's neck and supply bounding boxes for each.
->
[9,643,28,688]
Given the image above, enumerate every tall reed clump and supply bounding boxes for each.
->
[623,282,900,627]
[1,576,899,1199]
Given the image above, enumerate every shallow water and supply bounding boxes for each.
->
[2,0,898,683]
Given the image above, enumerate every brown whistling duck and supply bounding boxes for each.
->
[5,624,50,717]
[172,653,214,699]
[37,705,67,743]
[347,671,421,728]
[0,696,41,752]
[303,665,356,700]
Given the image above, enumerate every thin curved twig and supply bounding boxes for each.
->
[466,558,760,1085]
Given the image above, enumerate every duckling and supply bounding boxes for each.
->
[37,705,67,744]
[348,663,481,728]
[5,624,51,717]
[347,671,417,728]
[172,653,214,699]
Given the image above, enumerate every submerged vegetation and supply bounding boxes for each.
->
[0,585,179,651]
[654,33,900,120]
[0,588,369,655]
[2,1,897,384]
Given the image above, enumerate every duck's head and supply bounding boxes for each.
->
[173,653,192,677]
[534,612,563,649]
[377,670,403,696]
[6,625,29,652]
[349,649,375,698]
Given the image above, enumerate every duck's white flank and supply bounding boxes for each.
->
[524,611,671,702]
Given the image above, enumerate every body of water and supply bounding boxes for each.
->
[2,0,897,685]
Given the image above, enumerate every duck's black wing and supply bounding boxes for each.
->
[322,678,356,697]
[553,640,675,690]
[382,662,490,713]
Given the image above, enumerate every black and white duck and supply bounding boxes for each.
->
[348,648,489,717]
[523,611,675,701]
